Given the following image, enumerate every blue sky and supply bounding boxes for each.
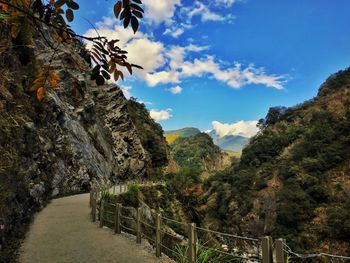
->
[72,0,350,136]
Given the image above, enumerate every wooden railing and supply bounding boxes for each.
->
[89,185,350,263]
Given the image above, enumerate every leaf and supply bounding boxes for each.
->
[36,87,46,101]
[125,63,132,75]
[65,8,74,22]
[92,65,101,73]
[113,2,122,18]
[123,0,130,8]
[130,3,143,13]
[123,15,131,28]
[96,75,105,86]
[54,0,66,8]
[66,1,79,10]
[0,3,8,11]
[49,0,55,6]
[131,16,139,33]
[101,70,111,80]
[48,70,60,89]
[131,64,143,70]
[10,23,21,39]
[23,0,31,8]
[132,10,143,18]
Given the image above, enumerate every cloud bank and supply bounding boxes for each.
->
[150,109,173,122]
[211,120,259,138]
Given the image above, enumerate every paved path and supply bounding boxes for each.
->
[19,194,172,263]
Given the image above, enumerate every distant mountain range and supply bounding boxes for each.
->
[165,127,250,152]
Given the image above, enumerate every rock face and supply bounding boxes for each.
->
[0,25,169,260]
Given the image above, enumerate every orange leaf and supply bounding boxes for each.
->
[23,0,30,8]
[50,70,60,81]
[49,0,55,6]
[36,87,46,101]
[0,3,8,11]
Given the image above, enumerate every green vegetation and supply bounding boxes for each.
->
[205,68,350,254]
[172,243,243,263]
[171,133,222,174]
[127,98,168,175]
[165,127,201,144]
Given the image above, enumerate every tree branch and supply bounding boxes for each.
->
[0,0,107,42]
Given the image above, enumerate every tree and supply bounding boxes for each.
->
[0,0,144,100]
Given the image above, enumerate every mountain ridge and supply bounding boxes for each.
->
[165,127,250,152]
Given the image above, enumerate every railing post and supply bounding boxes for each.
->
[155,213,161,257]
[275,239,287,263]
[99,198,104,228]
[119,185,122,193]
[114,202,121,234]
[188,223,197,263]
[261,236,273,263]
[136,208,141,244]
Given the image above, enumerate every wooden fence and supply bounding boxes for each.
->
[89,185,350,263]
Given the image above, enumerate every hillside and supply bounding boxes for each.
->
[204,68,350,255]
[165,127,248,154]
[0,22,170,261]
[170,133,226,178]
[164,127,201,144]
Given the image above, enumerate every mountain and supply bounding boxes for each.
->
[170,133,226,178]
[208,130,249,152]
[164,127,201,144]
[165,127,249,152]
[204,68,350,255]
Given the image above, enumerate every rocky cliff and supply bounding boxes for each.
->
[0,23,169,260]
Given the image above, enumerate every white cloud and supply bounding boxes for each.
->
[145,71,180,87]
[184,1,234,23]
[212,120,259,138]
[187,44,209,52]
[84,17,165,76]
[84,16,286,91]
[142,0,181,24]
[181,57,286,90]
[150,109,173,122]
[168,85,183,94]
[214,0,237,7]
[163,27,185,38]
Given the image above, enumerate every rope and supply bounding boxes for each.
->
[160,230,185,241]
[284,242,350,260]
[142,233,155,243]
[196,226,260,242]
[120,215,135,221]
[161,216,188,226]
[120,223,135,233]
[140,220,156,230]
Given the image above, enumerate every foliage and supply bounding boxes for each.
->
[171,133,222,172]
[127,98,168,172]
[164,127,201,144]
[172,243,242,263]
[205,68,350,253]
[0,0,145,100]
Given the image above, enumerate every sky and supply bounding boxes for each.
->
[71,0,350,137]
